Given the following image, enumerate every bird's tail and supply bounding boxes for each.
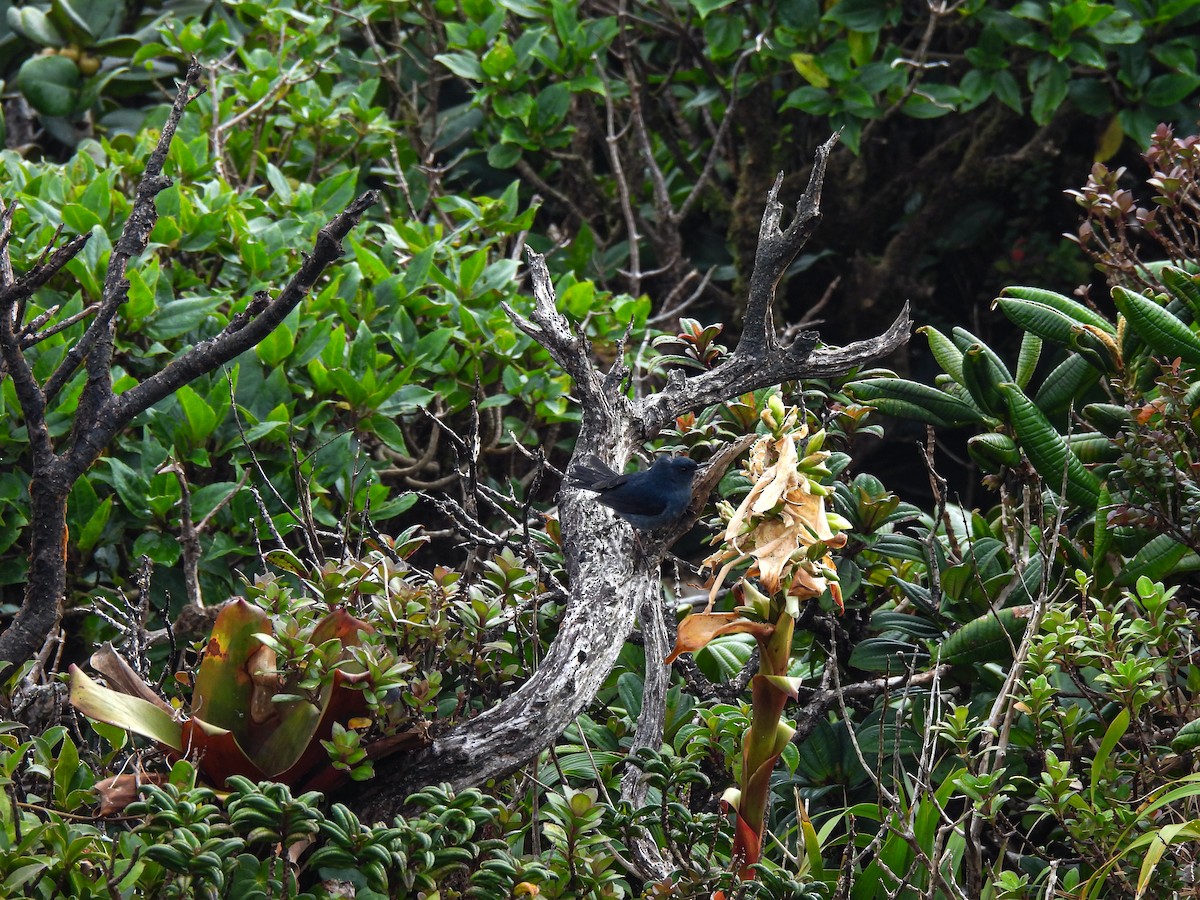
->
[566,454,619,490]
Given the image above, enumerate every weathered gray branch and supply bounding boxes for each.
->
[355,136,912,819]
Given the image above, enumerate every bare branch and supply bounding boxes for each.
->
[46,59,207,403]
[739,133,840,357]
[354,137,910,819]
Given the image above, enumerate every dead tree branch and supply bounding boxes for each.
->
[354,134,911,820]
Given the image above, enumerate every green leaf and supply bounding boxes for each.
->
[696,634,755,681]
[1015,331,1042,389]
[76,495,113,552]
[481,38,517,78]
[57,0,123,40]
[177,384,218,443]
[69,665,183,751]
[146,295,224,341]
[960,345,1007,418]
[133,531,179,565]
[848,637,927,672]
[1030,62,1068,125]
[938,606,1034,665]
[1001,383,1101,508]
[488,142,522,169]
[824,0,889,31]
[996,297,1089,346]
[847,377,985,427]
[536,83,571,127]
[61,202,101,234]
[993,69,1022,113]
[1090,706,1130,805]
[1033,352,1101,415]
[918,325,965,383]
[1113,286,1200,369]
[255,316,296,367]
[17,54,81,117]
[435,51,484,80]
[265,163,293,205]
[6,6,65,46]
[1118,534,1197,586]
[689,0,738,18]
[1171,718,1200,752]
[313,170,358,216]
[968,433,1022,472]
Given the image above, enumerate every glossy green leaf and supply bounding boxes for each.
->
[1114,286,1200,369]
[938,606,1034,665]
[847,377,985,427]
[17,54,81,117]
[999,285,1115,333]
[1002,383,1101,507]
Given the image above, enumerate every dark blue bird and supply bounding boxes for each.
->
[567,454,699,530]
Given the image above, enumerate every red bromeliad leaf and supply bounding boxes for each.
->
[249,609,375,786]
[189,599,270,750]
[72,604,390,796]
[664,612,774,664]
[311,606,375,645]
[731,803,763,879]
[274,671,371,792]
[179,716,268,786]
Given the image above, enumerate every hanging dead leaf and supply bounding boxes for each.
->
[664,612,774,664]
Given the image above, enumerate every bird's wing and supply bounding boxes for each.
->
[567,455,626,490]
[599,488,667,517]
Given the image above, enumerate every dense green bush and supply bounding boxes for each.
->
[2,0,1200,898]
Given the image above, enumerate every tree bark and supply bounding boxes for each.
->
[352,134,912,821]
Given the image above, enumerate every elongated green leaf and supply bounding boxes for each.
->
[1066,432,1119,464]
[999,286,1115,333]
[797,794,825,882]
[1033,353,1101,415]
[69,666,183,751]
[847,378,984,427]
[1015,331,1042,389]
[1083,402,1131,436]
[1093,483,1113,584]
[1002,384,1101,507]
[1136,821,1200,899]
[1090,706,1130,805]
[996,297,1080,346]
[963,344,1016,418]
[952,327,1014,381]
[1069,325,1122,375]
[848,638,926,672]
[938,606,1034,665]
[1118,534,1197,586]
[917,325,964,383]
[1172,718,1200,752]
[1160,266,1200,318]
[1114,286,1200,368]
[968,433,1021,472]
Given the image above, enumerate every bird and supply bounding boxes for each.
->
[567,454,700,530]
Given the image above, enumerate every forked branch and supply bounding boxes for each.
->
[355,136,911,821]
